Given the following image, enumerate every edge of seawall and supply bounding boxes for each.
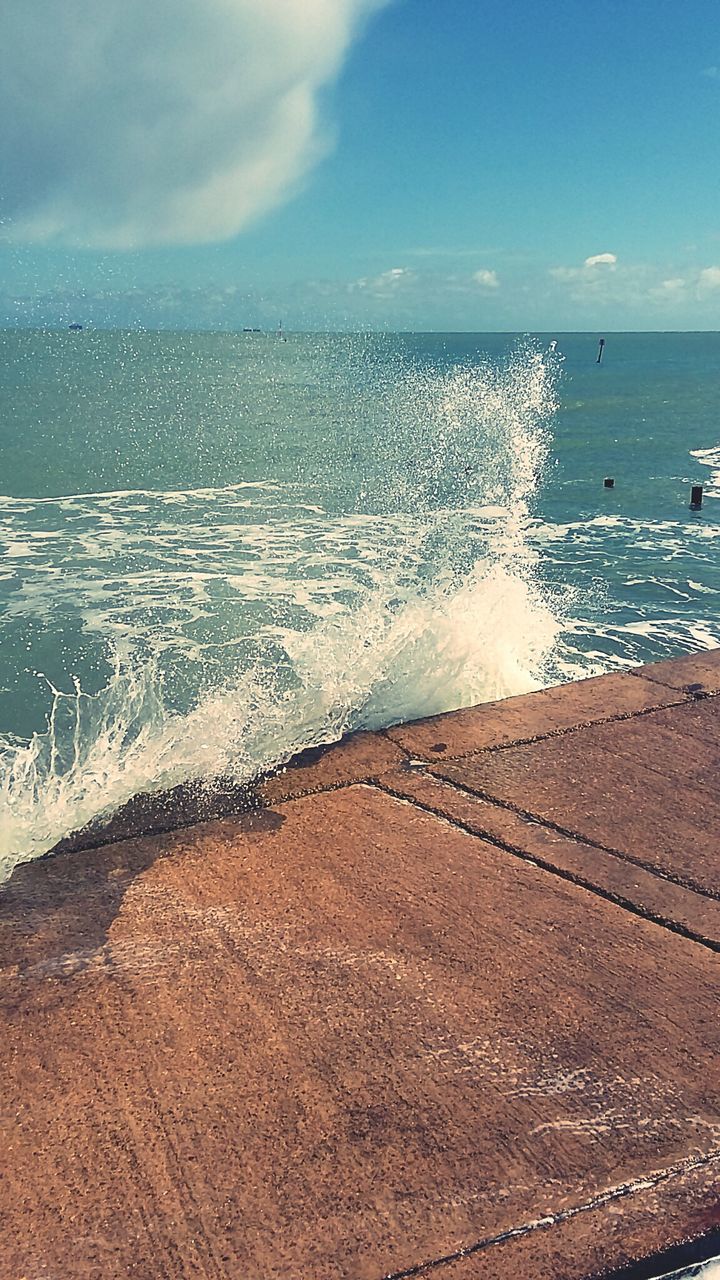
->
[2,647,720,1280]
[47,647,720,863]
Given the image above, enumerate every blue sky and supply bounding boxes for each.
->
[2,0,720,329]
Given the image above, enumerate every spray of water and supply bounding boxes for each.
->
[0,340,562,879]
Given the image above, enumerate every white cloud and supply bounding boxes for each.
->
[548,257,656,312]
[584,252,617,267]
[698,266,720,291]
[702,65,720,79]
[353,266,416,294]
[472,268,499,289]
[648,277,686,304]
[0,0,388,249]
[377,267,414,285]
[550,253,618,285]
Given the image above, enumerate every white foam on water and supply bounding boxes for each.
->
[690,443,720,497]
[0,480,284,507]
[0,558,557,878]
[655,1259,720,1280]
[0,341,564,879]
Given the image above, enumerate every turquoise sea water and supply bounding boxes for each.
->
[1,330,719,876]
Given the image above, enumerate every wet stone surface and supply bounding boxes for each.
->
[2,653,720,1280]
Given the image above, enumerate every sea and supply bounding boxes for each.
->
[1,329,720,882]
[661,1263,720,1280]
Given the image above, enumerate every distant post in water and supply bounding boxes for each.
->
[690,484,703,511]
[596,338,605,364]
[604,477,614,488]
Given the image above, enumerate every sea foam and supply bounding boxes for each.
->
[1,341,562,879]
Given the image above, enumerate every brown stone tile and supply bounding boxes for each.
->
[432,699,720,899]
[2,786,719,1280]
[257,728,406,804]
[423,1158,720,1279]
[50,774,261,856]
[385,670,688,760]
[633,647,720,695]
[381,768,720,948]
[49,731,406,858]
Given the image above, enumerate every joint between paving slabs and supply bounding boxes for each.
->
[270,766,720,943]
[385,692,702,769]
[406,765,720,907]
[370,779,720,954]
[39,680,720,871]
[626,669,720,700]
[378,1149,720,1280]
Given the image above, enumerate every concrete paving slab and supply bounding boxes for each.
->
[420,1158,720,1280]
[384,671,689,760]
[2,785,719,1280]
[381,768,720,949]
[257,729,406,805]
[432,699,720,899]
[632,648,720,696]
[50,731,407,858]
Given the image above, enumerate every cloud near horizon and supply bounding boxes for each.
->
[550,253,618,285]
[0,0,387,250]
[698,266,720,291]
[583,253,617,267]
[472,269,499,289]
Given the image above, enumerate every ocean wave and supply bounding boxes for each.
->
[0,480,285,507]
[0,340,563,878]
[0,559,558,880]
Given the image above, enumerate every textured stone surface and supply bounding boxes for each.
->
[432,699,720,899]
[381,768,720,949]
[424,1159,720,1279]
[2,656,720,1280]
[633,647,720,695]
[384,670,689,759]
[2,784,719,1280]
[50,732,407,858]
[257,729,406,804]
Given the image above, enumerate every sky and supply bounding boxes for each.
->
[2,0,720,331]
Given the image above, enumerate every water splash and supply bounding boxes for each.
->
[0,340,562,879]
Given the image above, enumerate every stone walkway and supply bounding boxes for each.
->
[1,652,719,1279]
